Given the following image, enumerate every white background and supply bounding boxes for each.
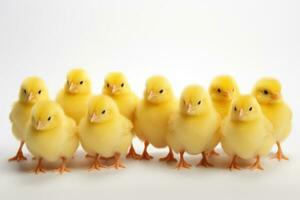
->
[0,0,299,199]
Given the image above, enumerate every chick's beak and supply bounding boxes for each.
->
[111,85,117,94]
[186,103,193,114]
[238,109,244,120]
[35,120,44,130]
[147,91,154,101]
[27,92,35,101]
[90,112,98,123]
[224,91,233,99]
[68,82,78,93]
[271,92,281,100]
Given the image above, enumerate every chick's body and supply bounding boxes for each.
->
[25,101,79,174]
[56,69,92,124]
[221,95,274,170]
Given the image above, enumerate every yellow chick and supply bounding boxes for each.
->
[79,95,133,170]
[167,85,221,169]
[221,95,274,170]
[252,78,292,161]
[208,75,240,156]
[9,77,49,162]
[102,72,139,159]
[134,76,177,162]
[56,69,92,124]
[25,101,79,174]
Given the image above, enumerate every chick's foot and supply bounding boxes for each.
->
[228,155,241,171]
[249,156,264,171]
[176,151,191,170]
[126,145,141,160]
[159,147,177,163]
[8,141,27,162]
[271,142,289,161]
[56,157,71,174]
[34,158,46,174]
[197,152,214,168]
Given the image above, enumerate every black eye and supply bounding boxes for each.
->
[263,90,269,95]
[102,110,106,114]
[23,89,27,94]
[217,88,221,93]
[121,83,124,87]
[106,83,109,88]
[249,107,253,111]
[38,90,42,94]
[234,106,237,111]
[80,81,84,85]
[48,116,51,121]
[159,89,164,94]
[198,101,201,105]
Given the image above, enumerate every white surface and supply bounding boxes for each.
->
[0,0,300,199]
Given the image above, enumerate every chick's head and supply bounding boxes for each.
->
[209,75,239,102]
[87,95,119,123]
[64,69,91,94]
[19,77,49,104]
[230,95,262,122]
[252,78,282,104]
[103,72,131,96]
[180,85,211,116]
[30,101,64,131]
[144,76,174,104]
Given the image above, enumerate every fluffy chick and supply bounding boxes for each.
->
[167,85,221,169]
[134,76,177,162]
[102,72,139,159]
[252,78,292,161]
[56,69,92,124]
[221,95,274,170]
[25,101,79,174]
[9,77,49,162]
[208,75,240,156]
[79,95,133,170]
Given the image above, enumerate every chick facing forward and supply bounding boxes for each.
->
[252,78,292,161]
[102,72,140,159]
[9,77,49,162]
[221,95,274,171]
[134,75,177,162]
[25,101,79,174]
[56,69,92,124]
[79,95,133,171]
[208,75,240,156]
[167,85,221,169]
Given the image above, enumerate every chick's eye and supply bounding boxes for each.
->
[234,106,237,111]
[80,81,84,85]
[198,101,202,105]
[38,90,42,94]
[48,116,51,121]
[217,88,221,93]
[263,90,269,95]
[102,110,106,114]
[23,89,27,94]
[159,89,164,94]
[121,83,124,87]
[249,107,253,111]
[106,83,109,88]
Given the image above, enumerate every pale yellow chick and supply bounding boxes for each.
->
[79,95,133,170]
[102,72,139,159]
[167,85,221,169]
[56,69,92,124]
[221,95,274,170]
[134,75,177,162]
[252,78,292,161]
[9,77,49,162]
[25,101,79,174]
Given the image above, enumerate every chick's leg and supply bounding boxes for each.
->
[228,155,241,171]
[159,147,177,163]
[249,156,264,170]
[141,141,153,160]
[88,154,106,171]
[271,142,289,161]
[197,152,214,168]
[8,141,27,162]
[176,151,191,169]
[34,158,46,174]
[126,144,141,160]
[113,153,125,169]
[56,157,71,174]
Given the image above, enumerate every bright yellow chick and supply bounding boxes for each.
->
[208,75,240,156]
[167,85,221,169]
[252,78,292,161]
[79,95,133,170]
[102,72,139,159]
[25,101,79,174]
[56,69,92,124]
[9,77,49,162]
[134,75,177,162]
[221,95,274,171]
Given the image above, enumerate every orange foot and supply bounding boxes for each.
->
[114,153,126,169]
[249,156,264,171]
[88,155,106,171]
[126,145,141,160]
[228,155,241,171]
[271,142,289,161]
[56,157,71,174]
[141,141,153,160]
[176,151,192,170]
[9,142,27,162]
[208,149,220,157]
[34,158,46,174]
[197,152,214,168]
[159,147,177,163]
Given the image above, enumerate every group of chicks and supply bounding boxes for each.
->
[9,69,292,174]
